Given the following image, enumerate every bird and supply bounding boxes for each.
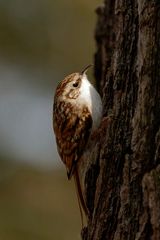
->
[53,65,102,224]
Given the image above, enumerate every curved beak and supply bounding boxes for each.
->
[81,64,93,75]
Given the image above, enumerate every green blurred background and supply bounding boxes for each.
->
[0,0,100,239]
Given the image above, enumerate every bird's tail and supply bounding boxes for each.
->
[74,167,89,226]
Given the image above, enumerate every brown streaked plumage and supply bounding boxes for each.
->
[53,101,92,178]
[53,66,102,225]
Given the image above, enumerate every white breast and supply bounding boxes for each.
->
[77,74,102,130]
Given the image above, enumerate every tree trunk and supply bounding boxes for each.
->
[82,0,160,239]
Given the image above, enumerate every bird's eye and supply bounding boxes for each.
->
[73,82,79,88]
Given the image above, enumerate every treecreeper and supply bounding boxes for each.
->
[53,65,102,226]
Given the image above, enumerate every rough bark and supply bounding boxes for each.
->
[82,0,160,239]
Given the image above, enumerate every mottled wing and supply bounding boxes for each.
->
[53,101,92,179]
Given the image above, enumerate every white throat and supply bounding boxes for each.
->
[77,74,102,130]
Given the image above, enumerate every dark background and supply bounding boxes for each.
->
[0,0,100,239]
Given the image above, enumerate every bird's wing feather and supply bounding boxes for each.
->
[53,101,92,178]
